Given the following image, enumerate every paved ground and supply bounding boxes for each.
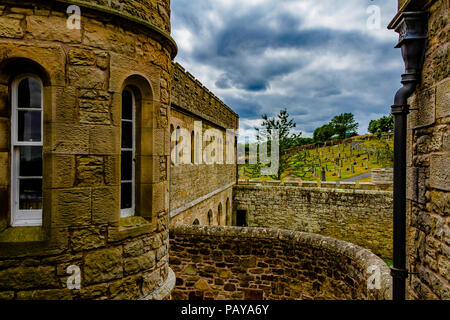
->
[340,172,372,183]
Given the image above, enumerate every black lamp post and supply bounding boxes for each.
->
[389,11,428,301]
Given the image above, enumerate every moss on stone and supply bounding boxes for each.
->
[0,227,46,243]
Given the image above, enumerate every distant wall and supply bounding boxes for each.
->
[372,169,393,185]
[170,226,392,300]
[233,185,393,259]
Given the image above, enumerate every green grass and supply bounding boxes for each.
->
[383,259,393,267]
[239,136,394,182]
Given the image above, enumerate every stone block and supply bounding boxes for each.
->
[68,49,96,66]
[92,186,120,225]
[301,181,318,187]
[436,78,450,119]
[70,228,105,252]
[43,154,75,189]
[409,87,436,129]
[109,276,141,300]
[0,17,24,38]
[68,66,106,90]
[84,247,123,285]
[50,188,91,228]
[0,152,9,187]
[283,180,298,186]
[26,15,81,43]
[0,266,59,290]
[429,153,450,191]
[124,251,156,275]
[0,118,8,150]
[321,182,337,188]
[75,155,105,187]
[104,155,120,186]
[89,126,119,155]
[44,123,89,154]
[16,289,73,300]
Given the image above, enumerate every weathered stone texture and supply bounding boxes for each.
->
[170,226,392,300]
[233,185,393,259]
[399,0,450,300]
[0,0,173,300]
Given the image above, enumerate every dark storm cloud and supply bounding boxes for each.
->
[171,0,404,137]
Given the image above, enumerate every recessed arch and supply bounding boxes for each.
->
[226,198,231,226]
[120,74,157,221]
[218,202,223,225]
[193,219,200,225]
[207,210,213,226]
[0,58,52,87]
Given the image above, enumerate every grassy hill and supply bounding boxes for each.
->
[239,135,393,183]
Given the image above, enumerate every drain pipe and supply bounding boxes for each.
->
[389,11,428,301]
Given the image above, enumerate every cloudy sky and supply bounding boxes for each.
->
[171,0,403,140]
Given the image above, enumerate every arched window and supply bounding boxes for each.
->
[176,126,181,164]
[121,88,135,218]
[193,219,200,225]
[191,130,195,164]
[170,124,175,165]
[217,203,223,225]
[226,198,231,226]
[207,210,213,226]
[11,75,43,226]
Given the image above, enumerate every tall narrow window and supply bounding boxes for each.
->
[121,89,135,217]
[11,75,43,226]
[191,131,195,164]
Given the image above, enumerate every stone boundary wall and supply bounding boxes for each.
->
[238,179,393,191]
[233,185,393,259]
[372,168,394,185]
[170,226,392,300]
[171,63,239,130]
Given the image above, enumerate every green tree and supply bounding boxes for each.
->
[313,124,335,142]
[256,108,299,180]
[368,114,394,135]
[330,113,359,139]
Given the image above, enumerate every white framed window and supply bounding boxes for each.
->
[121,88,136,218]
[10,75,43,227]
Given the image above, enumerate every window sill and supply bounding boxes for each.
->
[108,216,156,242]
[0,226,46,243]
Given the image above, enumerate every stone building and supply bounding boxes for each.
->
[0,0,447,301]
[390,0,449,300]
[169,63,239,227]
[0,0,177,300]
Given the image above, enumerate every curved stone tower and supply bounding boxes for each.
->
[0,0,176,299]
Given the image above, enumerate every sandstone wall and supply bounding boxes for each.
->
[169,65,238,227]
[233,185,393,259]
[170,186,233,226]
[372,168,394,185]
[170,226,392,300]
[0,0,174,299]
[398,0,450,300]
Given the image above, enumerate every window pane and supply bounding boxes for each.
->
[18,78,41,109]
[18,110,41,142]
[19,179,42,210]
[121,121,133,149]
[121,182,132,209]
[122,90,133,120]
[20,146,42,177]
[121,151,133,181]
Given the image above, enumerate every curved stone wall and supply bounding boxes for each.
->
[170,226,392,300]
[54,0,172,33]
[0,0,173,299]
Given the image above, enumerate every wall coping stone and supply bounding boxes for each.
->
[170,225,393,300]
